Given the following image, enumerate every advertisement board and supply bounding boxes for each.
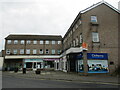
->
[78,60,84,72]
[87,60,109,73]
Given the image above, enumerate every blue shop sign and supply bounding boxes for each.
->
[87,53,108,60]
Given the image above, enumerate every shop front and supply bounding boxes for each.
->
[87,53,109,73]
[23,59,43,70]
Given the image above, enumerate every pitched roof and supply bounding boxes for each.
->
[5,34,62,40]
[80,1,120,14]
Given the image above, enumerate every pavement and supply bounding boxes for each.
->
[2,70,120,85]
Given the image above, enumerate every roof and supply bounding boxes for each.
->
[5,34,62,40]
[63,0,120,39]
[80,1,120,14]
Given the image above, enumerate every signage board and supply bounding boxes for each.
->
[87,53,108,60]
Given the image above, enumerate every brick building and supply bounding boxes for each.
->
[4,35,62,70]
[4,1,120,75]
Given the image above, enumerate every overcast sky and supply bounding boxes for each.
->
[0,0,119,51]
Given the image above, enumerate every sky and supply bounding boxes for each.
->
[0,0,119,51]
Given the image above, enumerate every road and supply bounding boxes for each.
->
[2,75,119,89]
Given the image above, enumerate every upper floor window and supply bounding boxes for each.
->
[27,40,31,44]
[75,24,78,29]
[46,49,49,54]
[40,49,43,54]
[58,41,61,44]
[91,16,97,22]
[80,34,83,44]
[33,40,37,44]
[58,50,61,54]
[6,49,10,54]
[26,49,30,54]
[20,40,25,44]
[33,49,37,54]
[20,49,24,54]
[73,40,75,47]
[51,49,55,54]
[52,41,55,44]
[13,49,17,54]
[40,40,43,44]
[7,40,12,44]
[14,40,18,44]
[76,37,79,46]
[45,40,49,44]
[92,32,99,42]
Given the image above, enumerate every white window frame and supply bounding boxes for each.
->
[33,40,37,44]
[7,40,12,44]
[92,32,99,42]
[6,49,10,54]
[46,49,49,54]
[20,49,24,54]
[45,40,49,44]
[20,40,25,44]
[40,49,43,54]
[40,40,43,44]
[13,49,17,54]
[91,16,97,22]
[58,41,61,44]
[14,40,18,44]
[52,41,55,44]
[26,49,30,54]
[51,49,55,54]
[80,34,83,44]
[27,40,31,44]
[33,49,37,54]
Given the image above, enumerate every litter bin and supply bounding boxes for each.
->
[35,69,41,74]
[23,68,26,74]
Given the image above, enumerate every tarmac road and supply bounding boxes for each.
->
[2,74,119,89]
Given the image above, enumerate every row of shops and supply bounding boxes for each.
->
[4,50,109,74]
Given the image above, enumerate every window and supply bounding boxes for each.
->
[7,40,11,44]
[76,37,79,46]
[79,20,82,25]
[27,40,31,44]
[40,40,43,44]
[51,49,55,54]
[91,16,97,22]
[14,40,18,44]
[92,32,99,42]
[33,49,37,54]
[58,41,61,44]
[73,27,75,32]
[80,34,83,44]
[33,40,37,44]
[40,49,43,54]
[73,40,75,47]
[26,49,30,54]
[45,40,49,44]
[20,49,24,54]
[70,30,72,35]
[46,49,49,54]
[6,49,10,54]
[20,40,24,44]
[58,50,61,54]
[13,49,17,54]
[75,24,78,29]
[52,41,55,44]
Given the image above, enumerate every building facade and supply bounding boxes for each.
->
[4,1,120,75]
[4,35,62,71]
